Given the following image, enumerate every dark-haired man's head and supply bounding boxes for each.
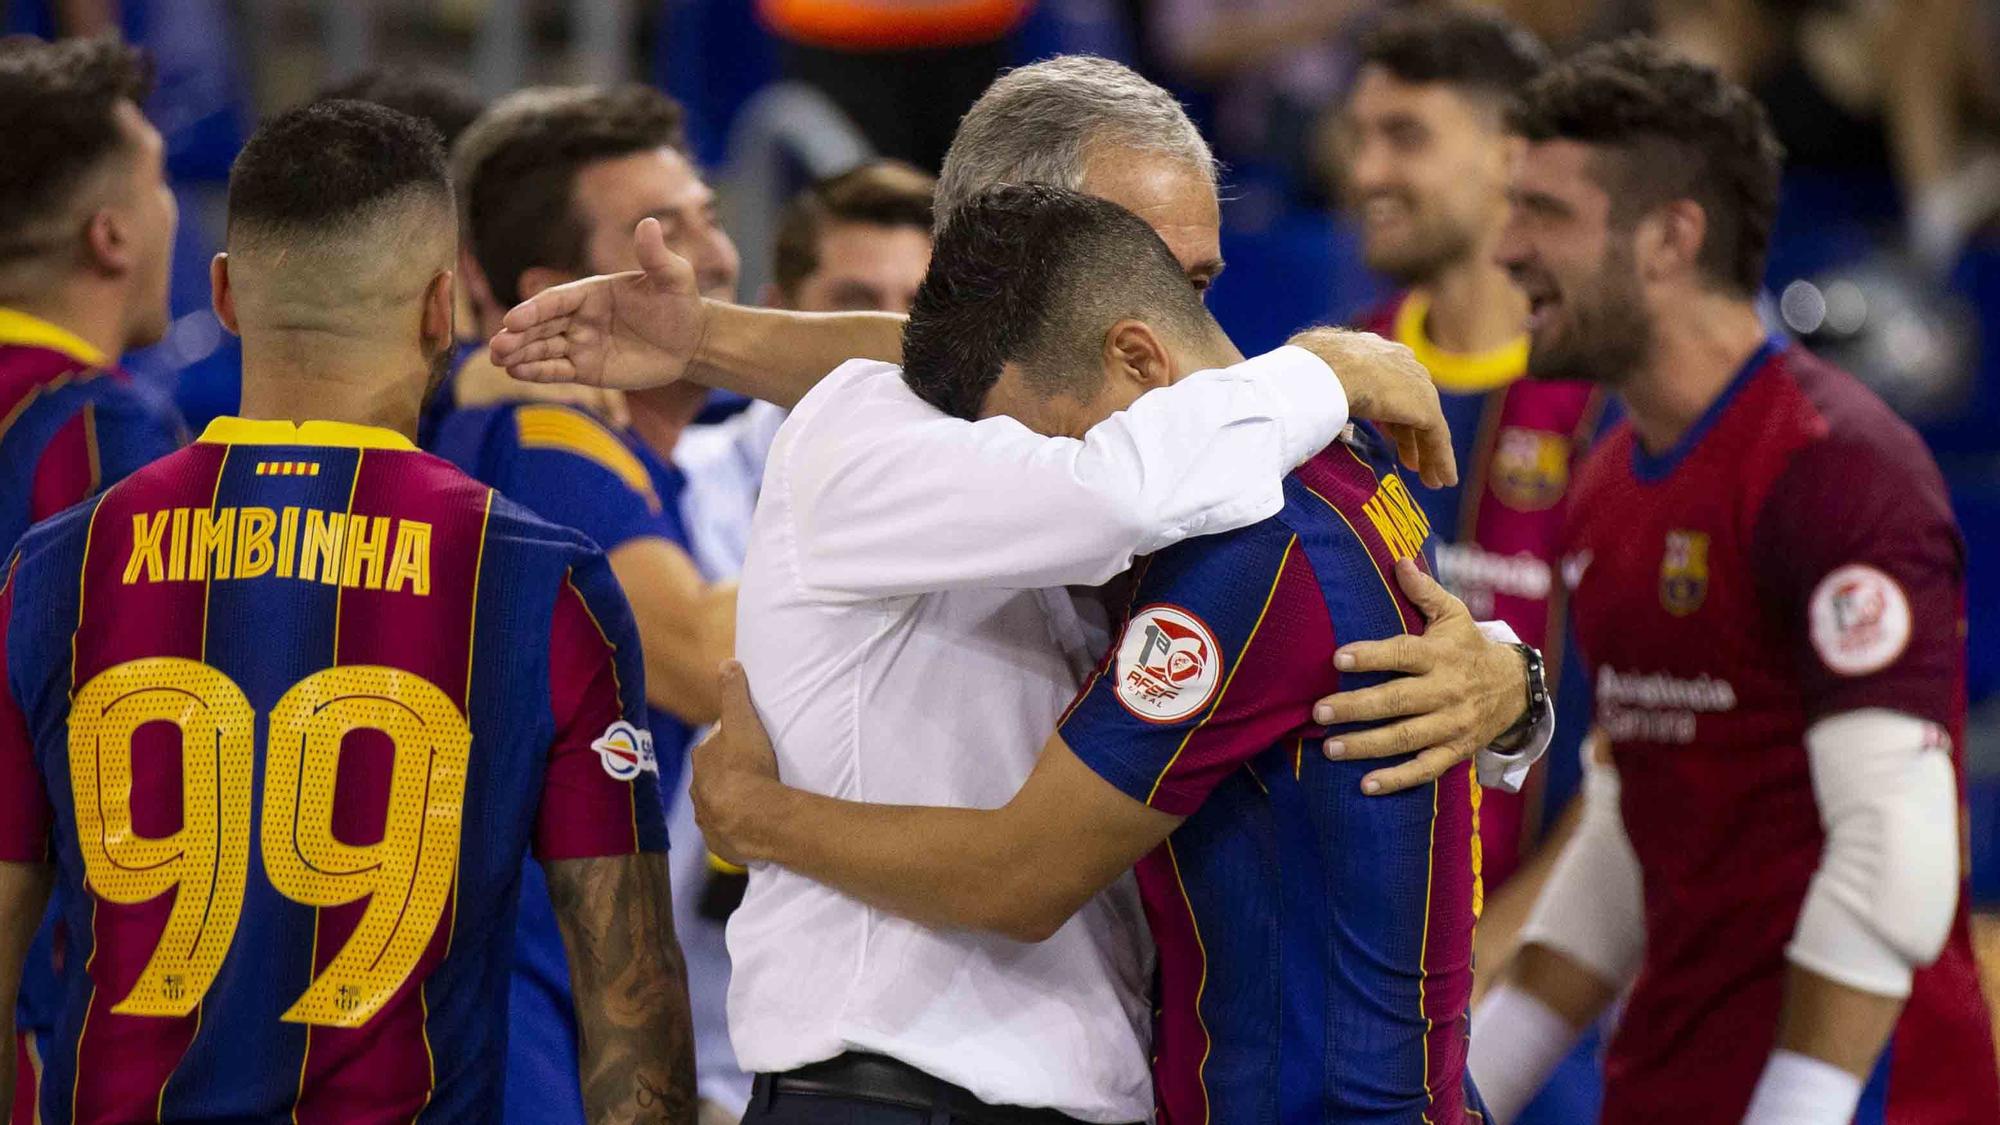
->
[1498,37,1783,384]
[0,35,176,351]
[456,84,738,330]
[769,161,935,315]
[1342,9,1549,285]
[214,99,457,421]
[316,66,486,149]
[902,184,1237,434]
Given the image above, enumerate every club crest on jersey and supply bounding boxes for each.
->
[1490,427,1570,512]
[1658,530,1710,616]
[590,720,657,781]
[1809,564,1912,676]
[1115,605,1223,724]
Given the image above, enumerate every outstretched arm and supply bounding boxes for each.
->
[545,854,698,1125]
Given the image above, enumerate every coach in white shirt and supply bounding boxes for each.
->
[493,56,1549,1125]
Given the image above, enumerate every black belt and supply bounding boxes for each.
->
[754,1052,1103,1125]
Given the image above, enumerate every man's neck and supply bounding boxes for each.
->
[1417,252,1526,356]
[626,382,710,459]
[235,338,426,442]
[0,279,127,361]
[1621,294,1770,455]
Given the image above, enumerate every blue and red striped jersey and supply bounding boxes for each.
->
[0,308,184,557]
[0,417,667,1125]
[1060,430,1484,1124]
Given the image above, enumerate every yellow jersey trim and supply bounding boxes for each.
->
[514,406,662,515]
[0,307,107,366]
[198,417,417,451]
[1394,293,1527,395]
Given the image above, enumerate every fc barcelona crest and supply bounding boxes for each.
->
[1490,427,1570,512]
[1660,530,1710,616]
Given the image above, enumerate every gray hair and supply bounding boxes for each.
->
[934,55,1217,228]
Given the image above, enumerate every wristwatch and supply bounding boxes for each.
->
[1493,643,1548,753]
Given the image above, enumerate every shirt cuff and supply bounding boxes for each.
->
[1471,619,1553,793]
[1233,345,1350,467]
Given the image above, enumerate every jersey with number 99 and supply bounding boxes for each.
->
[0,418,668,1125]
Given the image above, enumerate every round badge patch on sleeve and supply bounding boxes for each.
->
[590,720,658,781]
[1114,605,1224,723]
[1808,564,1912,677]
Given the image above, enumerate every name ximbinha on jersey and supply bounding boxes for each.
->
[119,506,433,595]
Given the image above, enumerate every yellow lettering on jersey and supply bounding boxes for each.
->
[300,510,346,585]
[166,507,190,581]
[1362,474,1433,564]
[235,507,277,579]
[385,520,432,596]
[123,510,170,584]
[189,507,235,581]
[276,506,299,578]
[341,514,390,591]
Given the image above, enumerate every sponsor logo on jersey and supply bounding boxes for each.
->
[1595,666,1738,745]
[1434,542,1553,618]
[1659,530,1709,616]
[1490,427,1571,512]
[1561,550,1593,591]
[590,720,658,781]
[1115,604,1223,724]
[1809,564,1912,676]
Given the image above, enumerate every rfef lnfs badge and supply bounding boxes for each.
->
[1660,530,1709,616]
[1490,427,1571,512]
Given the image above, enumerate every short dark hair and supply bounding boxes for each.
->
[1357,8,1550,103]
[902,183,1216,420]
[228,99,451,236]
[457,85,688,307]
[0,35,154,260]
[1509,37,1783,296]
[772,161,936,297]
[316,66,485,148]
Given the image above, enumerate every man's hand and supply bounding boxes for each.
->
[1312,559,1528,794]
[690,661,781,867]
[1286,327,1458,489]
[491,218,707,390]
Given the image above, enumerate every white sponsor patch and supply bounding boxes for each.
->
[590,720,658,781]
[1114,605,1224,724]
[1809,564,1912,677]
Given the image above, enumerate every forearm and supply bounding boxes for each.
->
[546,854,696,1125]
[1472,794,1583,1006]
[1773,964,1906,1074]
[739,782,1070,941]
[614,543,729,725]
[689,303,904,409]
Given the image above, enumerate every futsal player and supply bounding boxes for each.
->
[0,100,695,1122]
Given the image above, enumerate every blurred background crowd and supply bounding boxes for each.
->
[11,0,2000,894]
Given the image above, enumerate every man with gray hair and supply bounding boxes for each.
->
[494,56,1552,1122]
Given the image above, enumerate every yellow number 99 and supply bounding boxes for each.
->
[263,666,472,1027]
[69,657,254,1018]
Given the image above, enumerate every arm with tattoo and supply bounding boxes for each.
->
[544,853,697,1125]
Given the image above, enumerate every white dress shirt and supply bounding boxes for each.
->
[727,348,1548,1119]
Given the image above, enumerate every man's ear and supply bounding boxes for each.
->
[1103,319,1174,391]
[421,269,455,351]
[209,253,240,336]
[83,207,134,279]
[516,266,579,302]
[1639,198,1707,284]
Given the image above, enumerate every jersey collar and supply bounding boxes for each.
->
[1394,292,1528,395]
[198,416,417,451]
[0,307,108,366]
[1629,334,1785,484]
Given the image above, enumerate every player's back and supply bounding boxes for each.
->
[1062,430,1481,1123]
[0,418,664,1125]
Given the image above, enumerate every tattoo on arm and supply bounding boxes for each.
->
[545,853,697,1125]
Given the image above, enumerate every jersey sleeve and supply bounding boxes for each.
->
[1058,519,1337,817]
[1750,434,1965,728]
[534,547,670,859]
[0,556,52,862]
[502,405,683,554]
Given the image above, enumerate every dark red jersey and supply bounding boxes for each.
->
[1564,338,2000,1123]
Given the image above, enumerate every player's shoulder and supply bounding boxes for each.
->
[0,341,94,399]
[1758,344,1950,510]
